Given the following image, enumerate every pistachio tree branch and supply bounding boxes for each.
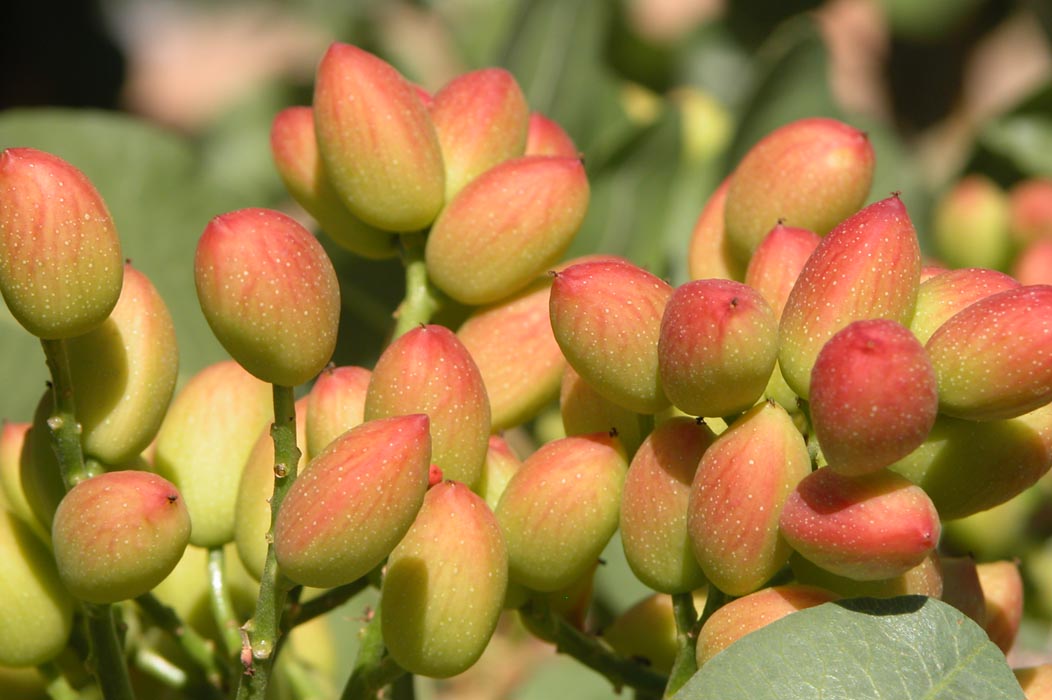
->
[339,605,406,700]
[236,385,301,700]
[83,603,135,700]
[663,592,699,698]
[40,338,88,489]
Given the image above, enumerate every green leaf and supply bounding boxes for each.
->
[979,113,1052,179]
[672,596,1025,700]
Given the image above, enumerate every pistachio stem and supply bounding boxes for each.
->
[40,338,88,489]
[339,605,406,700]
[207,547,244,660]
[664,592,699,698]
[284,577,370,631]
[38,661,78,700]
[392,233,439,339]
[236,385,301,700]
[83,603,135,700]
[135,592,227,690]
[520,598,667,694]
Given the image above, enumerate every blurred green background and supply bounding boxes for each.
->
[2,0,1052,696]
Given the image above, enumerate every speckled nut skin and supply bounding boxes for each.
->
[0,147,123,339]
[274,415,432,588]
[195,207,340,388]
[778,195,921,399]
[687,178,743,282]
[909,267,1019,344]
[687,401,810,596]
[51,470,191,604]
[744,223,820,320]
[381,481,507,678]
[304,366,371,458]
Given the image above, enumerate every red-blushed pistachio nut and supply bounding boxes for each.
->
[909,267,1020,344]
[496,433,627,592]
[687,178,743,282]
[305,365,371,458]
[659,279,779,417]
[365,325,490,488]
[1015,239,1052,286]
[233,398,309,580]
[621,417,714,593]
[1009,177,1052,245]
[550,259,672,414]
[789,550,943,599]
[695,584,839,666]
[723,117,875,263]
[888,404,1052,520]
[0,509,73,666]
[312,42,444,231]
[939,555,987,625]
[381,481,507,678]
[0,422,35,532]
[153,361,273,548]
[810,319,938,475]
[0,148,123,339]
[525,112,579,157]
[51,470,190,604]
[688,401,810,595]
[778,195,922,399]
[932,174,1012,270]
[195,208,340,387]
[921,263,948,282]
[780,468,941,581]
[67,264,178,465]
[976,560,1023,654]
[426,155,589,305]
[476,435,522,511]
[457,280,565,431]
[269,107,397,260]
[926,285,1052,421]
[602,594,680,674]
[430,67,529,200]
[274,415,431,588]
[744,223,821,321]
[560,364,647,458]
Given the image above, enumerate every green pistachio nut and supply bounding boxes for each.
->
[195,207,340,387]
[457,280,565,431]
[976,560,1023,654]
[550,259,673,414]
[723,117,875,264]
[0,147,123,339]
[0,510,73,667]
[313,42,445,232]
[926,285,1052,421]
[365,325,490,488]
[382,481,508,678]
[687,402,810,596]
[51,470,190,604]
[888,403,1052,520]
[779,468,941,581]
[476,435,522,511]
[270,106,397,259]
[0,421,37,532]
[602,594,680,674]
[496,433,627,592]
[559,364,647,458]
[620,416,714,593]
[153,360,273,548]
[234,398,309,580]
[939,555,986,625]
[778,195,922,399]
[426,155,589,306]
[305,365,371,458]
[659,279,779,417]
[932,174,1011,271]
[810,320,938,475]
[430,67,529,200]
[67,263,178,465]
[274,415,431,588]
[789,550,943,600]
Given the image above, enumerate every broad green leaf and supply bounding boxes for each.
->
[673,596,1024,700]
[979,113,1052,179]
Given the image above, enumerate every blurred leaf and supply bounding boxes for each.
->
[979,113,1052,179]
[725,16,840,168]
[593,531,654,617]
[435,0,522,69]
[672,597,1025,700]
[857,117,931,250]
[678,22,757,110]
